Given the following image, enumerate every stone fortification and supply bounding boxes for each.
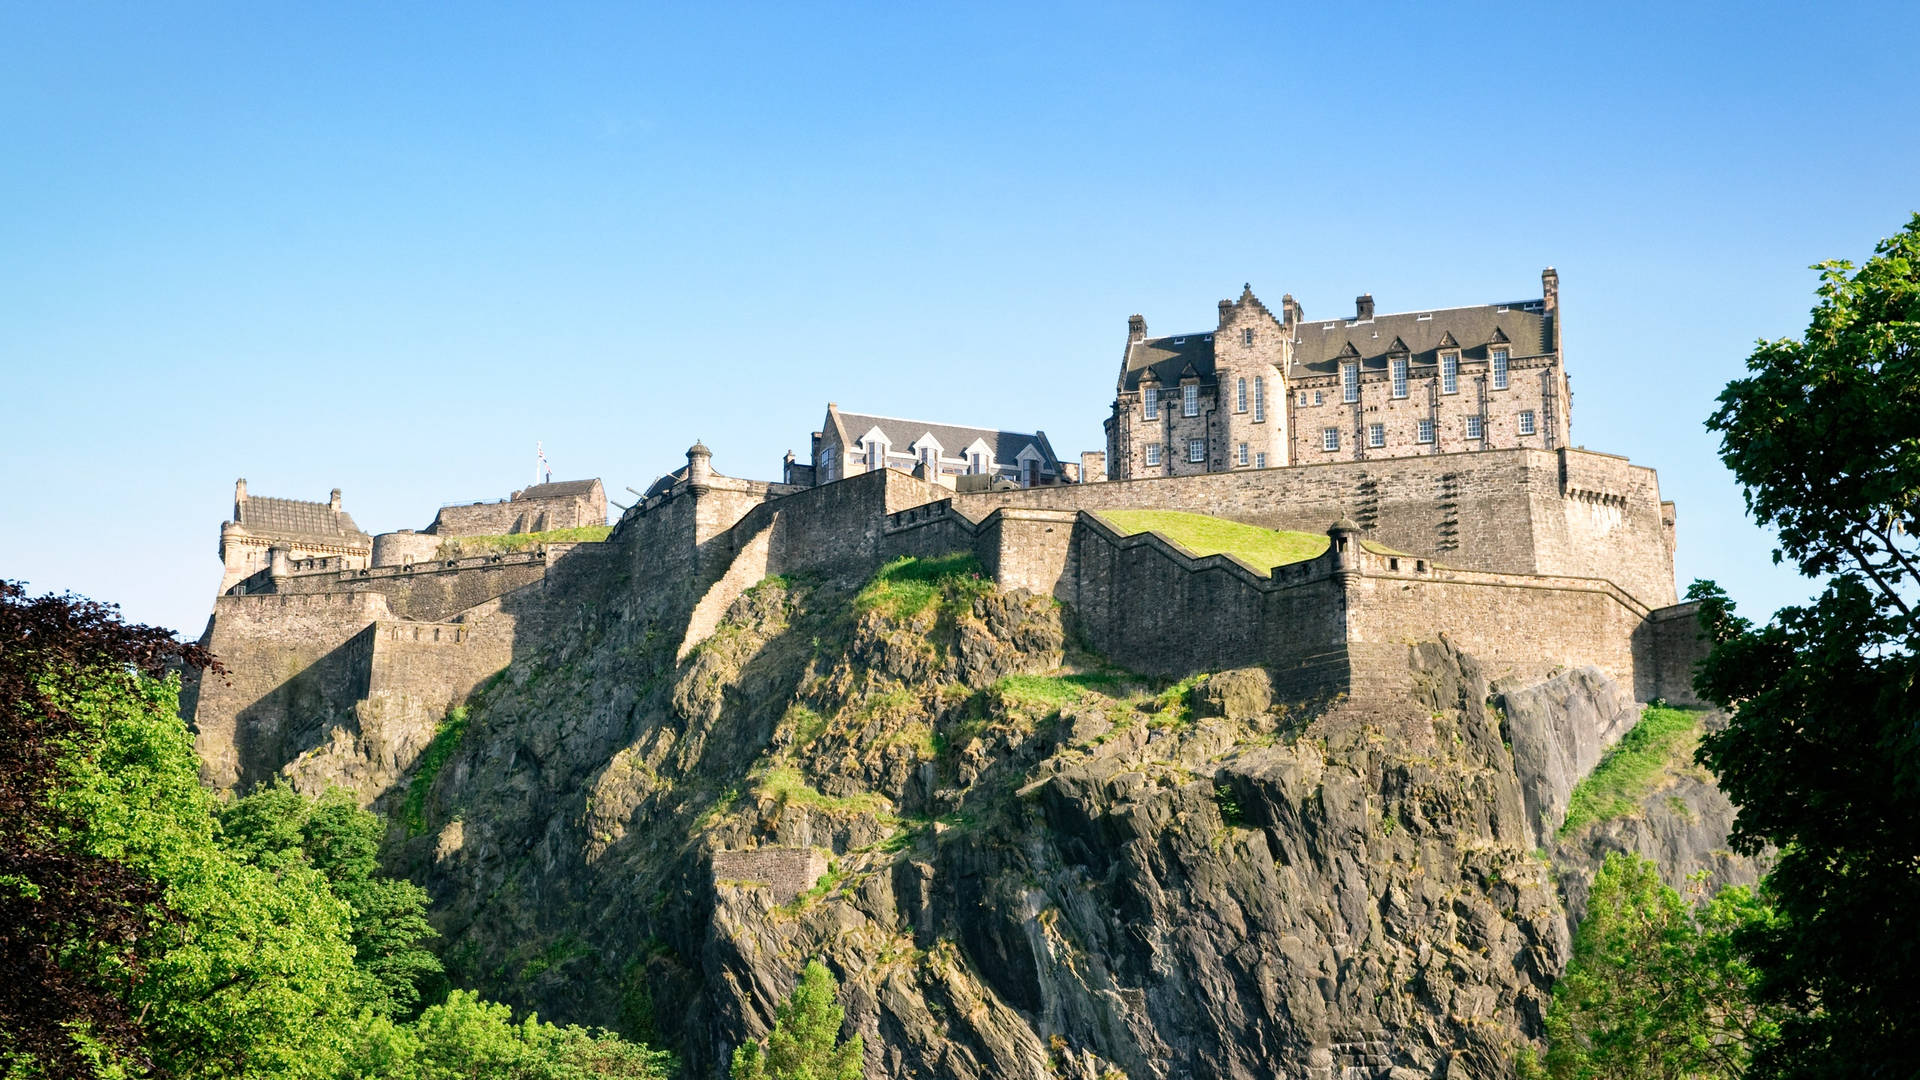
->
[190,432,1703,800]
[428,478,607,536]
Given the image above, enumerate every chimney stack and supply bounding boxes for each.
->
[1355,294,1375,321]
[1127,314,1147,344]
[329,488,342,512]
[1542,267,1559,313]
[1281,293,1302,326]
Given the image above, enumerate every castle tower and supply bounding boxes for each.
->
[1211,284,1292,471]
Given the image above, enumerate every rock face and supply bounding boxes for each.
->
[1496,667,1640,849]
[214,564,1752,1080]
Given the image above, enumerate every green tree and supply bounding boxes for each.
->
[343,991,673,1080]
[730,959,863,1080]
[1533,853,1779,1079]
[219,784,442,1017]
[1692,214,1920,1077]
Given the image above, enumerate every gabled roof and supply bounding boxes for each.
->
[235,496,369,547]
[515,479,600,501]
[1291,301,1551,375]
[1119,333,1215,391]
[826,407,1060,469]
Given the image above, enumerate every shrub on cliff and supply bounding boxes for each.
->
[730,959,863,1080]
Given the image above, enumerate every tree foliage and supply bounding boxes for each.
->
[1531,853,1779,1080]
[1690,214,1920,1077]
[1,581,671,1080]
[1,579,214,1077]
[219,784,443,1018]
[730,959,863,1080]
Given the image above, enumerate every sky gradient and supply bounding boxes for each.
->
[3,2,1917,636]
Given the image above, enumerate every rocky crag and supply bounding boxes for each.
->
[236,553,1755,1080]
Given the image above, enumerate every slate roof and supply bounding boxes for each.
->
[1119,298,1553,389]
[515,479,600,501]
[235,496,370,546]
[830,409,1060,468]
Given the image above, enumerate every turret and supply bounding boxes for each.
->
[687,440,713,496]
[1329,518,1363,582]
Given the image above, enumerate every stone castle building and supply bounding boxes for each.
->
[218,480,373,593]
[798,403,1069,489]
[1106,269,1568,480]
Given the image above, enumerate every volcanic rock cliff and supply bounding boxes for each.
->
[234,557,1753,1080]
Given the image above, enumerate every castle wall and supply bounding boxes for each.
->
[192,591,393,791]
[372,530,442,567]
[948,448,1677,609]
[257,553,554,622]
[430,488,605,537]
[1636,601,1709,707]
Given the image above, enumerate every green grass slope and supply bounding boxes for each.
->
[1094,510,1330,575]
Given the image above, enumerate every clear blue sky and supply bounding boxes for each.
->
[3,2,1915,636]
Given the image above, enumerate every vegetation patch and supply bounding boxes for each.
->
[993,672,1125,712]
[1558,705,1702,837]
[434,525,613,559]
[403,704,471,835]
[855,553,990,618]
[752,765,892,816]
[1095,510,1329,574]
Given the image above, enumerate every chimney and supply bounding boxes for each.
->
[1281,293,1301,326]
[329,488,342,512]
[1542,267,1559,313]
[1355,294,1375,321]
[1127,314,1147,344]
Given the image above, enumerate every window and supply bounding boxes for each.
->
[1492,348,1510,390]
[1235,377,1247,413]
[1021,459,1037,486]
[1183,384,1199,417]
[1236,442,1249,466]
[1187,438,1205,463]
[1242,327,1254,346]
[1441,353,1459,394]
[866,441,883,469]
[1313,390,1323,406]
[919,446,937,470]
[1144,443,1162,466]
[1466,414,1484,439]
[1143,389,1158,420]
[1342,362,1359,403]
[970,451,986,473]
[1253,377,1265,421]
[1391,358,1408,398]
[1519,410,1536,435]
[1417,418,1435,444]
[1298,391,1308,407]
[1368,423,1385,448]
[1322,427,1340,452]
[1254,452,1267,468]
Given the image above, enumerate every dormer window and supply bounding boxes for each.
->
[1441,352,1460,394]
[1235,378,1248,413]
[1143,388,1158,420]
[1391,358,1408,398]
[1492,348,1510,390]
[866,442,884,469]
[1183,384,1199,417]
[1342,362,1360,403]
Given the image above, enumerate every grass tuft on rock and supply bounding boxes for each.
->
[1558,705,1702,837]
[1095,510,1328,575]
[753,765,892,816]
[403,704,471,835]
[855,553,990,618]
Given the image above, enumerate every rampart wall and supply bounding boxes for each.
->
[946,447,1678,608]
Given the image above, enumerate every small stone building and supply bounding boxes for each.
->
[803,403,1068,489]
[218,479,372,593]
[1105,269,1569,480]
[427,479,608,537]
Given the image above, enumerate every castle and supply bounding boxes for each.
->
[1106,270,1568,480]
[186,269,1704,802]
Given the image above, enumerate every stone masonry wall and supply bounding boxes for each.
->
[949,447,1676,609]
[252,553,555,623]
[429,490,605,537]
